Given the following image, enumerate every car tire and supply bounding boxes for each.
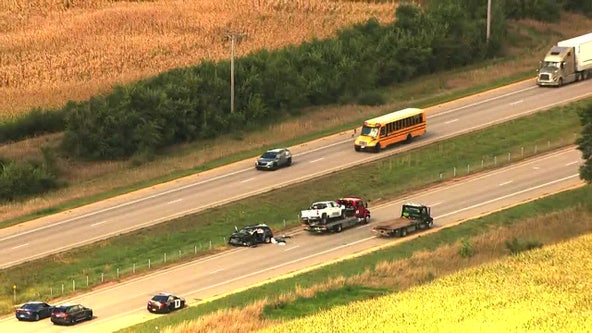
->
[88,311,93,320]
[286,157,292,166]
[35,314,40,321]
[264,236,271,243]
[335,224,343,233]
[401,228,407,237]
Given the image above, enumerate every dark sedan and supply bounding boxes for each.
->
[50,304,93,325]
[15,301,54,321]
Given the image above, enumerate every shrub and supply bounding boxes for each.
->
[505,237,543,255]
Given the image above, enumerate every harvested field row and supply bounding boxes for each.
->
[0,0,397,117]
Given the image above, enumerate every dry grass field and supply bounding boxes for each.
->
[161,208,592,333]
[0,4,590,223]
[0,0,397,118]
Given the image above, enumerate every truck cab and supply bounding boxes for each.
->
[536,47,576,87]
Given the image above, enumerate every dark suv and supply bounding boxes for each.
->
[50,304,93,325]
[255,148,292,170]
[228,224,274,247]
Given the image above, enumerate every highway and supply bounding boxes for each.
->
[1,79,591,268]
[0,147,584,332]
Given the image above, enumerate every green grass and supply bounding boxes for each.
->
[0,98,588,315]
[118,184,592,332]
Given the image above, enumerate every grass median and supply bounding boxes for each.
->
[0,98,588,314]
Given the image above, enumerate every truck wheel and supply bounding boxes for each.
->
[321,214,328,224]
[335,224,343,233]
[364,215,370,224]
[354,146,361,152]
[427,220,433,228]
[405,134,413,144]
[558,78,563,87]
[373,143,381,153]
[400,228,407,237]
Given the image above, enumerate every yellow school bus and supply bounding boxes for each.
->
[354,108,426,152]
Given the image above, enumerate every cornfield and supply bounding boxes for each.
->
[259,232,592,333]
[0,0,397,118]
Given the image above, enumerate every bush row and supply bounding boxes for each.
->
[0,0,589,156]
[0,148,61,201]
[60,0,506,160]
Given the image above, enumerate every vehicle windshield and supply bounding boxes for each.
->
[542,61,560,68]
[361,125,379,138]
[151,295,169,302]
[261,152,278,159]
[402,206,421,217]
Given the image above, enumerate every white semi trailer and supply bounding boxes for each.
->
[536,32,592,87]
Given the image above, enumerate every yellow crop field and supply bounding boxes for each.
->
[0,0,397,118]
[259,233,592,333]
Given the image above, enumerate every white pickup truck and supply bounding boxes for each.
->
[300,201,346,224]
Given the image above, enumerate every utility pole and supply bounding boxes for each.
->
[226,31,246,114]
[486,0,492,43]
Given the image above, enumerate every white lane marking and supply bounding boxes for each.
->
[283,245,301,252]
[499,180,513,186]
[167,199,183,205]
[240,177,255,183]
[430,201,443,207]
[11,243,28,250]
[310,158,325,163]
[435,174,579,220]
[91,221,106,227]
[444,119,459,124]
[209,269,224,275]
[356,224,372,229]
[532,166,540,170]
[509,99,524,106]
[429,86,537,118]
[565,161,579,166]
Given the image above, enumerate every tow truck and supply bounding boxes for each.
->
[303,197,371,233]
[372,203,433,237]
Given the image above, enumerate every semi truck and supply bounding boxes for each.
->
[536,32,592,87]
[372,203,433,237]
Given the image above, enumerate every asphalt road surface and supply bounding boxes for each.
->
[0,147,584,333]
[1,79,591,268]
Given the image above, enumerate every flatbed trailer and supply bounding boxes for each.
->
[372,203,433,237]
[305,216,365,233]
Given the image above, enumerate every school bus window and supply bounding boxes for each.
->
[380,127,386,137]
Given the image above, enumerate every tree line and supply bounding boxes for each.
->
[1,0,591,201]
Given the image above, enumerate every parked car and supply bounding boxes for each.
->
[147,292,186,313]
[50,304,93,325]
[255,148,292,170]
[228,224,274,247]
[15,301,54,321]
